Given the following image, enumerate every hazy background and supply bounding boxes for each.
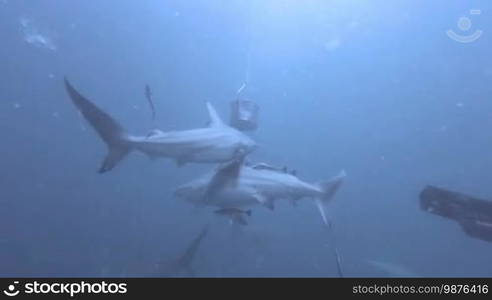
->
[1,0,491,277]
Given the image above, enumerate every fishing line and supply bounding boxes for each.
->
[245,51,251,85]
[236,51,250,98]
[236,2,253,99]
[236,82,247,96]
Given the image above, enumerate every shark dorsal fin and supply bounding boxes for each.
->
[206,102,224,127]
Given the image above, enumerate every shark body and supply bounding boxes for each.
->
[174,159,346,226]
[64,78,257,173]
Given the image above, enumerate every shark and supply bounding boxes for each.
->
[153,225,209,277]
[64,78,257,173]
[174,159,346,226]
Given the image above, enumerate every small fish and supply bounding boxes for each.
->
[145,84,156,122]
[251,163,297,177]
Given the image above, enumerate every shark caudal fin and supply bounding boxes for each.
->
[64,77,132,173]
[315,170,347,226]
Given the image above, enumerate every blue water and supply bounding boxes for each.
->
[1,0,491,277]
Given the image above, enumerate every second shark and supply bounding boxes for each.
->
[174,159,346,226]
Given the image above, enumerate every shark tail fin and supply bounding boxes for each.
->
[64,77,132,173]
[314,170,347,226]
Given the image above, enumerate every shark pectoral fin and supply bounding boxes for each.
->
[253,193,274,211]
[204,158,244,200]
[213,157,243,183]
[252,193,265,205]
